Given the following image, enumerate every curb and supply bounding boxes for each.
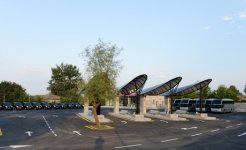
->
[76,114,92,122]
[108,114,154,122]
[144,114,188,122]
[85,125,114,130]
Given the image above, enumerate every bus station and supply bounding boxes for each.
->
[79,74,218,123]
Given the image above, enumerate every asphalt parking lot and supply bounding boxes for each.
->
[0,109,245,150]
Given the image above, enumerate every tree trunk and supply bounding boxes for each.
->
[92,102,100,127]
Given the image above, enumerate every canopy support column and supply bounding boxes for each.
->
[140,96,146,115]
[114,96,119,113]
[199,87,203,113]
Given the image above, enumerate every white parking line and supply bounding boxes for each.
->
[238,133,246,137]
[114,144,142,149]
[42,115,57,137]
[225,126,233,129]
[181,127,197,130]
[161,138,178,143]
[160,120,168,123]
[191,133,203,137]
[210,129,220,132]
[0,145,32,149]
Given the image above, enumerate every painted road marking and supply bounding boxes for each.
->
[226,126,233,129]
[181,127,198,130]
[225,120,231,122]
[18,116,26,118]
[237,123,243,126]
[160,120,168,123]
[238,133,246,137]
[114,144,142,149]
[121,121,127,125]
[42,115,57,137]
[73,131,82,136]
[161,138,178,143]
[25,131,33,136]
[210,129,220,132]
[0,145,32,149]
[191,133,203,137]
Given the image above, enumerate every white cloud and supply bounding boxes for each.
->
[203,26,211,30]
[239,10,246,19]
[223,16,233,21]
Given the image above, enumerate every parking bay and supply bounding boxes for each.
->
[0,110,245,149]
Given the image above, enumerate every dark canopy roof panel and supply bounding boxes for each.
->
[119,74,148,96]
[141,77,182,95]
[162,79,212,97]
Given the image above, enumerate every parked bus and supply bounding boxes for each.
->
[180,99,197,112]
[195,99,214,112]
[195,99,206,112]
[211,99,234,113]
[173,99,182,111]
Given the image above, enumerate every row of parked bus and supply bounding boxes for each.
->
[173,98,234,113]
[0,102,83,110]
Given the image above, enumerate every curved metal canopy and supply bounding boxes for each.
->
[164,79,212,97]
[141,77,182,95]
[119,74,148,96]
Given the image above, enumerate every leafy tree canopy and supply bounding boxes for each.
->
[81,39,123,127]
[85,72,115,105]
[0,81,28,102]
[82,39,122,104]
[47,63,83,101]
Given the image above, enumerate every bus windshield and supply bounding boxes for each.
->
[174,100,181,104]
[181,100,189,104]
[212,100,221,105]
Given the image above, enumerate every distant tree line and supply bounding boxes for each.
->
[180,85,242,101]
[0,78,245,103]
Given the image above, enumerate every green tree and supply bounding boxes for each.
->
[216,85,227,99]
[226,85,240,100]
[198,86,213,99]
[47,63,83,101]
[212,85,240,100]
[0,81,28,102]
[32,96,43,102]
[82,39,122,127]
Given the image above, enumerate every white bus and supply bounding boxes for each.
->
[195,99,214,112]
[211,99,234,113]
[180,99,197,112]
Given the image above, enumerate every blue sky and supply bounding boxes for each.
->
[0,0,246,95]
